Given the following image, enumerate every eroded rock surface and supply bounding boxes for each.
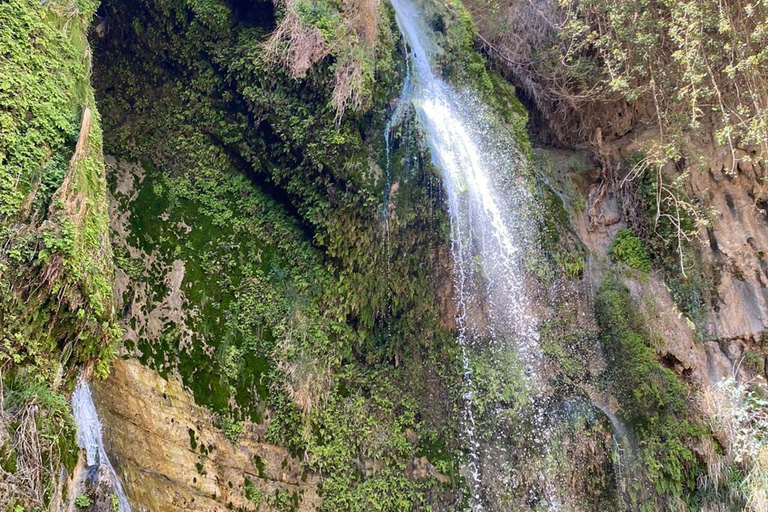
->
[91,359,321,511]
[567,127,768,387]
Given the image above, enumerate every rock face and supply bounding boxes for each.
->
[568,126,768,387]
[612,128,768,345]
[91,359,321,512]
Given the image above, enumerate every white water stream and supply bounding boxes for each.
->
[388,0,559,508]
[71,379,132,512]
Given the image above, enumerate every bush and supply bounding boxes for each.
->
[609,228,651,271]
[75,494,92,508]
[466,0,768,161]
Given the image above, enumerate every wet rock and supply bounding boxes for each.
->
[83,464,119,512]
[411,456,450,484]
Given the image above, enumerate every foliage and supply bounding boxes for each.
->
[265,0,389,119]
[530,173,586,281]
[701,377,768,511]
[625,153,717,331]
[0,0,119,381]
[219,418,245,443]
[609,228,651,272]
[538,317,594,382]
[466,0,768,164]
[0,376,79,510]
[244,478,264,505]
[75,494,92,508]
[91,0,464,508]
[595,277,709,508]
[0,0,117,507]
[466,347,530,435]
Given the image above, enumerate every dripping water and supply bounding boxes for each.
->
[382,41,413,251]
[72,379,132,512]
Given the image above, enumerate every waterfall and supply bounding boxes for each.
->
[388,0,539,362]
[71,379,132,512]
[388,0,562,509]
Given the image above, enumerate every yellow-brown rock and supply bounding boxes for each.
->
[91,359,321,511]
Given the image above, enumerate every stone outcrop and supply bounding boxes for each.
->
[566,125,768,387]
[91,359,321,511]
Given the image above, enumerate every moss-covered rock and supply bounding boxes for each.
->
[0,0,118,507]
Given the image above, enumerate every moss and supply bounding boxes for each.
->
[538,319,595,381]
[595,276,709,507]
[0,0,118,505]
[529,173,587,282]
[429,0,533,160]
[631,153,715,334]
[244,477,264,505]
[744,350,766,376]
[0,442,18,474]
[92,0,464,508]
[0,0,119,380]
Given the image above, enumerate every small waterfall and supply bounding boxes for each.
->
[382,42,413,250]
[387,0,563,508]
[71,379,132,512]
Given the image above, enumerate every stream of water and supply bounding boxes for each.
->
[71,379,132,512]
[388,0,562,508]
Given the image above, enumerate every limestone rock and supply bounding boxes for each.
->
[91,359,321,511]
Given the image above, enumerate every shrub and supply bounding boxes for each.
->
[609,228,651,272]
[701,377,768,511]
[75,494,92,508]
[220,418,245,443]
[466,0,768,162]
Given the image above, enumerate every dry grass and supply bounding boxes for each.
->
[281,354,334,416]
[274,309,334,420]
[264,0,381,120]
[699,376,768,511]
[264,3,330,79]
[0,382,67,511]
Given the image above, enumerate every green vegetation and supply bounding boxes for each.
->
[0,0,117,508]
[219,418,245,443]
[91,0,465,508]
[627,152,717,332]
[529,174,586,282]
[744,350,766,376]
[596,276,710,509]
[244,478,265,505]
[468,0,768,163]
[0,376,80,508]
[75,494,93,508]
[538,317,594,382]
[0,0,119,380]
[264,0,387,119]
[609,228,651,272]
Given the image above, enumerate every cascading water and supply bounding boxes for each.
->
[387,0,578,509]
[71,379,132,512]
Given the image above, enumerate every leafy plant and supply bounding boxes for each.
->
[244,478,264,505]
[609,228,651,272]
[75,494,92,508]
[596,277,706,507]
